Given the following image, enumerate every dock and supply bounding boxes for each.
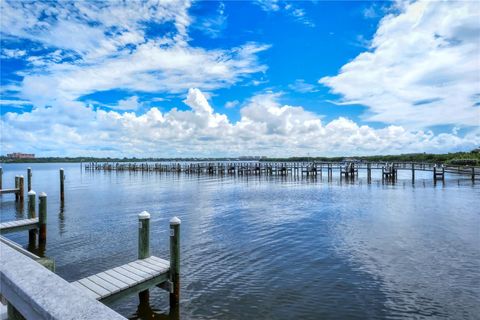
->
[83,161,479,183]
[0,169,182,319]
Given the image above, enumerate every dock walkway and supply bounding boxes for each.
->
[72,256,170,303]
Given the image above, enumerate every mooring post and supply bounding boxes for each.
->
[28,190,37,246]
[0,167,2,189]
[138,211,150,259]
[18,176,24,202]
[411,163,415,183]
[27,167,32,191]
[60,168,65,203]
[472,167,475,182]
[14,176,19,201]
[367,163,371,183]
[38,192,47,246]
[433,165,437,183]
[170,216,181,307]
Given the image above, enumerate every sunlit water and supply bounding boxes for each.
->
[1,163,479,319]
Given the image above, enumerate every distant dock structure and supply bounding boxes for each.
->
[83,161,478,183]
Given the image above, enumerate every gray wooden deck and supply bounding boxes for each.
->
[0,218,39,234]
[71,256,170,303]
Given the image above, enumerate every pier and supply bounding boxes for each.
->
[83,161,478,183]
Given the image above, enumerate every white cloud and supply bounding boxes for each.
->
[288,79,319,93]
[1,0,269,108]
[2,88,478,157]
[1,49,27,59]
[255,1,314,27]
[320,0,480,128]
[225,100,240,109]
[111,96,141,111]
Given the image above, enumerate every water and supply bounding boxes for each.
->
[1,163,479,319]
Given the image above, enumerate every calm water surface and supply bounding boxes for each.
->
[1,163,479,319]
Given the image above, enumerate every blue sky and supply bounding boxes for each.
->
[1,0,479,157]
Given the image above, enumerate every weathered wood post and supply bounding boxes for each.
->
[442,165,445,182]
[433,165,437,183]
[60,168,65,203]
[138,211,150,259]
[14,176,19,201]
[0,166,2,189]
[38,192,47,246]
[411,163,415,183]
[472,167,475,182]
[28,190,36,246]
[367,163,371,183]
[18,176,24,202]
[170,216,181,307]
[27,167,32,191]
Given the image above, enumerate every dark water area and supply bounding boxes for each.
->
[1,163,479,319]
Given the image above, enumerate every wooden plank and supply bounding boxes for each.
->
[78,278,112,298]
[96,271,130,289]
[120,264,153,279]
[71,281,100,300]
[129,261,159,274]
[0,188,19,194]
[104,269,140,287]
[148,256,170,268]
[87,274,122,294]
[112,266,144,282]
[137,259,169,273]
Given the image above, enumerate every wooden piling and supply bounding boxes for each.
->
[38,192,47,246]
[411,163,415,183]
[18,176,24,202]
[28,190,37,246]
[472,167,475,182]
[27,167,32,191]
[0,167,2,189]
[60,168,65,203]
[15,176,19,201]
[138,211,150,259]
[433,165,437,183]
[169,216,181,307]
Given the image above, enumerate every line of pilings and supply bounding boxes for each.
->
[82,161,478,183]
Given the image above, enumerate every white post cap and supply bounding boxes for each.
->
[139,211,150,219]
[39,192,47,197]
[28,190,36,196]
[170,216,181,225]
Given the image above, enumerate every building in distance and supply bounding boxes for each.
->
[7,153,35,159]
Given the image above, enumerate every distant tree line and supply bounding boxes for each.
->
[1,149,479,165]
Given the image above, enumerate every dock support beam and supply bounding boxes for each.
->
[60,168,65,203]
[28,190,37,247]
[38,192,47,246]
[170,217,181,308]
[18,176,24,202]
[27,167,32,191]
[138,211,150,259]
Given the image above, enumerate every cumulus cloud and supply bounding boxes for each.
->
[2,89,478,157]
[0,0,269,107]
[320,0,480,128]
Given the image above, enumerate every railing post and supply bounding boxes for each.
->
[27,167,32,191]
[18,176,24,202]
[138,211,150,259]
[38,192,47,246]
[169,217,181,307]
[60,168,65,203]
[28,190,37,246]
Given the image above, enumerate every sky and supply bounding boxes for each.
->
[0,0,479,157]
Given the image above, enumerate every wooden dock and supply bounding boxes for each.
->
[0,205,181,319]
[72,256,170,302]
[83,161,479,183]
